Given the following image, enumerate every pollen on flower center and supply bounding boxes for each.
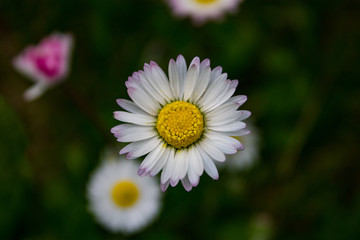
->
[111,181,139,208]
[156,101,204,149]
[195,0,217,4]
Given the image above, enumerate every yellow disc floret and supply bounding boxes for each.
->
[156,101,204,149]
[195,0,217,4]
[111,181,139,208]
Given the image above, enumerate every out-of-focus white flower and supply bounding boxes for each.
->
[225,125,260,170]
[111,55,251,191]
[13,33,73,101]
[87,153,161,234]
[167,0,243,24]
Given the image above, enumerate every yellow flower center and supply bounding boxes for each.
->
[195,0,217,4]
[111,181,139,208]
[156,101,204,149]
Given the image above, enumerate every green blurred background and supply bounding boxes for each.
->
[1,0,360,239]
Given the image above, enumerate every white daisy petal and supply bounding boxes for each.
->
[138,142,165,176]
[188,146,204,176]
[111,124,157,142]
[113,111,155,126]
[183,62,199,101]
[196,144,219,180]
[169,58,180,99]
[161,148,176,184]
[116,99,148,115]
[127,87,160,115]
[138,70,167,106]
[190,65,211,103]
[197,73,228,110]
[217,129,251,137]
[176,55,187,99]
[205,132,242,149]
[120,137,162,159]
[199,138,226,162]
[149,147,172,177]
[187,147,203,186]
[149,61,174,100]
[141,145,170,177]
[209,66,223,84]
[112,55,251,191]
[207,110,251,126]
[171,150,189,182]
[181,175,193,192]
[226,95,248,106]
[160,180,170,192]
[208,121,246,132]
[204,80,238,112]
[200,58,210,71]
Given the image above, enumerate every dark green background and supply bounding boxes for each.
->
[0,0,359,239]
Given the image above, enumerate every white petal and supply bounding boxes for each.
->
[198,73,228,110]
[208,121,246,132]
[127,87,160,115]
[188,146,204,175]
[183,63,199,101]
[207,110,251,127]
[176,55,187,99]
[138,142,165,175]
[161,148,175,184]
[205,132,242,149]
[120,137,162,159]
[214,129,251,137]
[113,111,155,126]
[199,138,226,162]
[190,65,211,103]
[141,144,169,177]
[168,58,180,100]
[171,150,189,182]
[187,147,203,186]
[170,178,179,187]
[211,141,237,154]
[196,144,219,180]
[111,124,157,142]
[116,99,147,115]
[149,61,174,100]
[206,101,241,119]
[209,66,222,85]
[160,180,170,192]
[138,70,167,106]
[200,58,210,72]
[149,147,171,177]
[204,80,238,112]
[181,175,193,192]
[226,95,247,106]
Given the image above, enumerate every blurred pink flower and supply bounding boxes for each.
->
[13,33,73,101]
[168,0,243,25]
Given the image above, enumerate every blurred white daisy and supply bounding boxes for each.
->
[87,154,161,234]
[13,32,73,101]
[224,125,260,170]
[167,0,243,24]
[111,55,251,191]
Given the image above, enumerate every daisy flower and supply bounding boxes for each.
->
[13,32,73,101]
[224,124,260,170]
[167,0,243,24]
[87,153,161,234]
[111,55,251,191]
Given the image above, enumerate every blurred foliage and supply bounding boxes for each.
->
[0,0,360,239]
